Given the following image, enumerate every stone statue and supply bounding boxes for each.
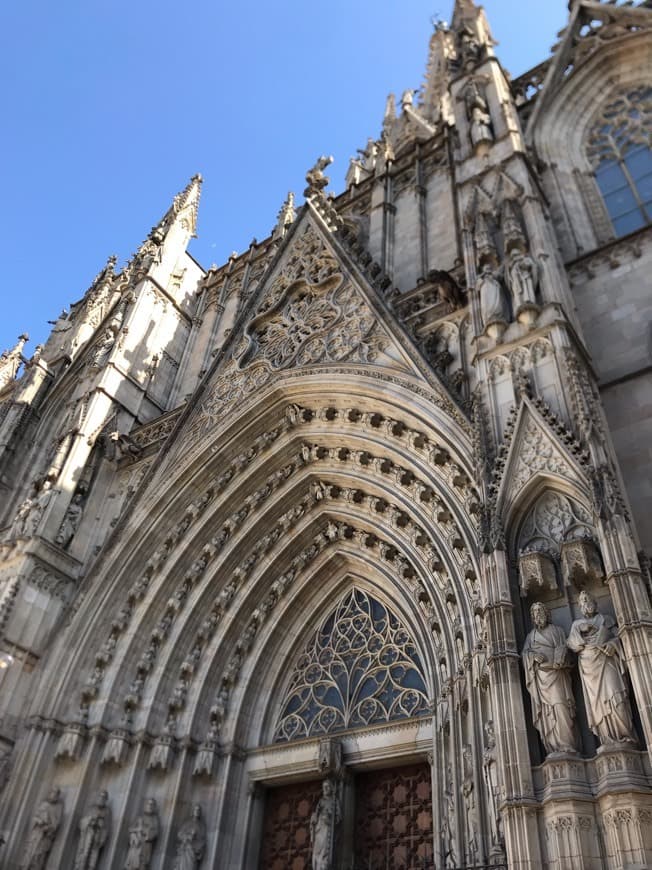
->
[482,721,504,856]
[567,591,635,745]
[56,492,84,548]
[508,249,539,310]
[309,778,341,870]
[470,106,493,147]
[401,88,415,111]
[20,787,63,870]
[172,804,206,870]
[124,798,159,870]
[462,746,479,864]
[24,480,54,536]
[522,602,578,755]
[304,156,333,198]
[10,487,37,538]
[464,79,493,147]
[74,789,111,870]
[442,764,458,868]
[477,264,509,336]
[91,323,119,369]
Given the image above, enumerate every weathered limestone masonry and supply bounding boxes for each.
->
[1,1,651,867]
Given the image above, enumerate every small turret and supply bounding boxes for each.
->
[0,334,28,389]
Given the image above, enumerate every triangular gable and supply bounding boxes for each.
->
[179,201,467,449]
[494,397,588,518]
[525,1,652,139]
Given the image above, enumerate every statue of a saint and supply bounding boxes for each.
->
[522,602,579,755]
[56,492,84,548]
[10,488,37,538]
[124,798,159,870]
[20,787,63,870]
[310,778,341,870]
[508,250,539,310]
[25,480,54,537]
[470,106,493,147]
[442,765,458,869]
[478,265,509,336]
[482,721,504,857]
[172,804,206,870]
[567,591,636,745]
[74,789,111,870]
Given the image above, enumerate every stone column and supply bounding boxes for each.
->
[600,517,652,755]
[484,550,543,869]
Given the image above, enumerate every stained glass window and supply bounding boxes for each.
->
[587,86,652,237]
[274,588,430,742]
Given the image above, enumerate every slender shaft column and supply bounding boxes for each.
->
[484,550,542,869]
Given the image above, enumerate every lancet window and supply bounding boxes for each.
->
[586,86,652,237]
[274,588,430,742]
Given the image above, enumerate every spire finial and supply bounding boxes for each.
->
[0,334,29,388]
[273,192,297,239]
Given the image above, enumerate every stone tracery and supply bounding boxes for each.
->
[274,588,430,741]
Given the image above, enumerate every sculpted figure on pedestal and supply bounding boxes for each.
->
[124,798,159,870]
[172,804,206,870]
[56,492,84,549]
[567,591,636,746]
[24,480,54,537]
[310,778,341,870]
[20,787,63,870]
[10,486,37,538]
[478,264,509,338]
[508,249,539,310]
[522,602,578,755]
[74,789,111,870]
[442,764,458,869]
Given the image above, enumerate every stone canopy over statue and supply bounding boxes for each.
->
[567,591,636,746]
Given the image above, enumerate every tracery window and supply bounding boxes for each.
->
[586,86,652,237]
[274,588,430,742]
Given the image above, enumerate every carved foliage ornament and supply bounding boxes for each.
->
[189,222,387,441]
[274,588,430,742]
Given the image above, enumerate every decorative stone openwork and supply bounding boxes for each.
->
[274,588,430,742]
[560,534,603,587]
[518,548,558,596]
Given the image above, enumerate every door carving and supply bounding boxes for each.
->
[353,763,433,869]
[259,778,322,870]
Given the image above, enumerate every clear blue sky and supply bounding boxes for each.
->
[0,0,568,355]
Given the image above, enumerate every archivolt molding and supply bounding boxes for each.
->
[63,511,459,771]
[55,402,482,767]
[86,466,474,732]
[68,394,476,651]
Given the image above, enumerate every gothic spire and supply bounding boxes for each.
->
[450,0,495,72]
[0,334,29,389]
[149,173,203,244]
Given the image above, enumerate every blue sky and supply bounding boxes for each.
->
[0,1,568,354]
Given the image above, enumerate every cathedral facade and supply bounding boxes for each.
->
[1,1,652,867]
